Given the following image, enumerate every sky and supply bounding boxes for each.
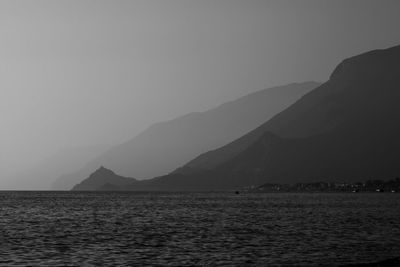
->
[1,0,400,180]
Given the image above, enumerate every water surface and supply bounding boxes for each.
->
[0,192,399,266]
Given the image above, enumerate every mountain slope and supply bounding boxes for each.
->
[72,166,136,191]
[73,44,400,191]
[178,45,400,174]
[217,122,400,185]
[58,82,318,190]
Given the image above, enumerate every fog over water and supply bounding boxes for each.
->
[1,0,400,188]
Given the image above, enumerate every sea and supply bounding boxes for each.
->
[0,191,399,266]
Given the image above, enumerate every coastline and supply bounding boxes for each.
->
[343,256,400,266]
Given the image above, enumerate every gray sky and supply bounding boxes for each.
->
[1,0,400,178]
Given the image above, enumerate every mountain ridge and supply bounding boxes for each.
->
[72,44,400,191]
[72,166,136,191]
[176,44,400,174]
[55,81,319,189]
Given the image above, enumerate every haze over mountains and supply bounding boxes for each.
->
[55,82,318,190]
[73,44,400,191]
[4,145,108,190]
[180,44,400,182]
[177,45,400,174]
[3,0,400,191]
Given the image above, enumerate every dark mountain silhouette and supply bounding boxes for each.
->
[176,44,400,175]
[72,166,136,191]
[96,183,122,191]
[73,44,400,191]
[57,82,318,190]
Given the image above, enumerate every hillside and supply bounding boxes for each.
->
[72,166,136,191]
[177,45,400,174]
[57,82,318,190]
[73,44,400,191]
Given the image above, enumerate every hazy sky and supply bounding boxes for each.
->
[1,0,400,176]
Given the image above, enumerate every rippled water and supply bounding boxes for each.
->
[0,192,399,266]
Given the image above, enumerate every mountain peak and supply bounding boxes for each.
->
[92,166,114,175]
[72,167,136,191]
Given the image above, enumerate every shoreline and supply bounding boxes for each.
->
[343,256,400,266]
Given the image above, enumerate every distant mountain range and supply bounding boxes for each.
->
[55,81,318,190]
[72,44,400,191]
[4,145,108,190]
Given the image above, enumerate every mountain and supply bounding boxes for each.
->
[72,166,136,191]
[72,44,400,191]
[58,82,318,190]
[177,44,400,176]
